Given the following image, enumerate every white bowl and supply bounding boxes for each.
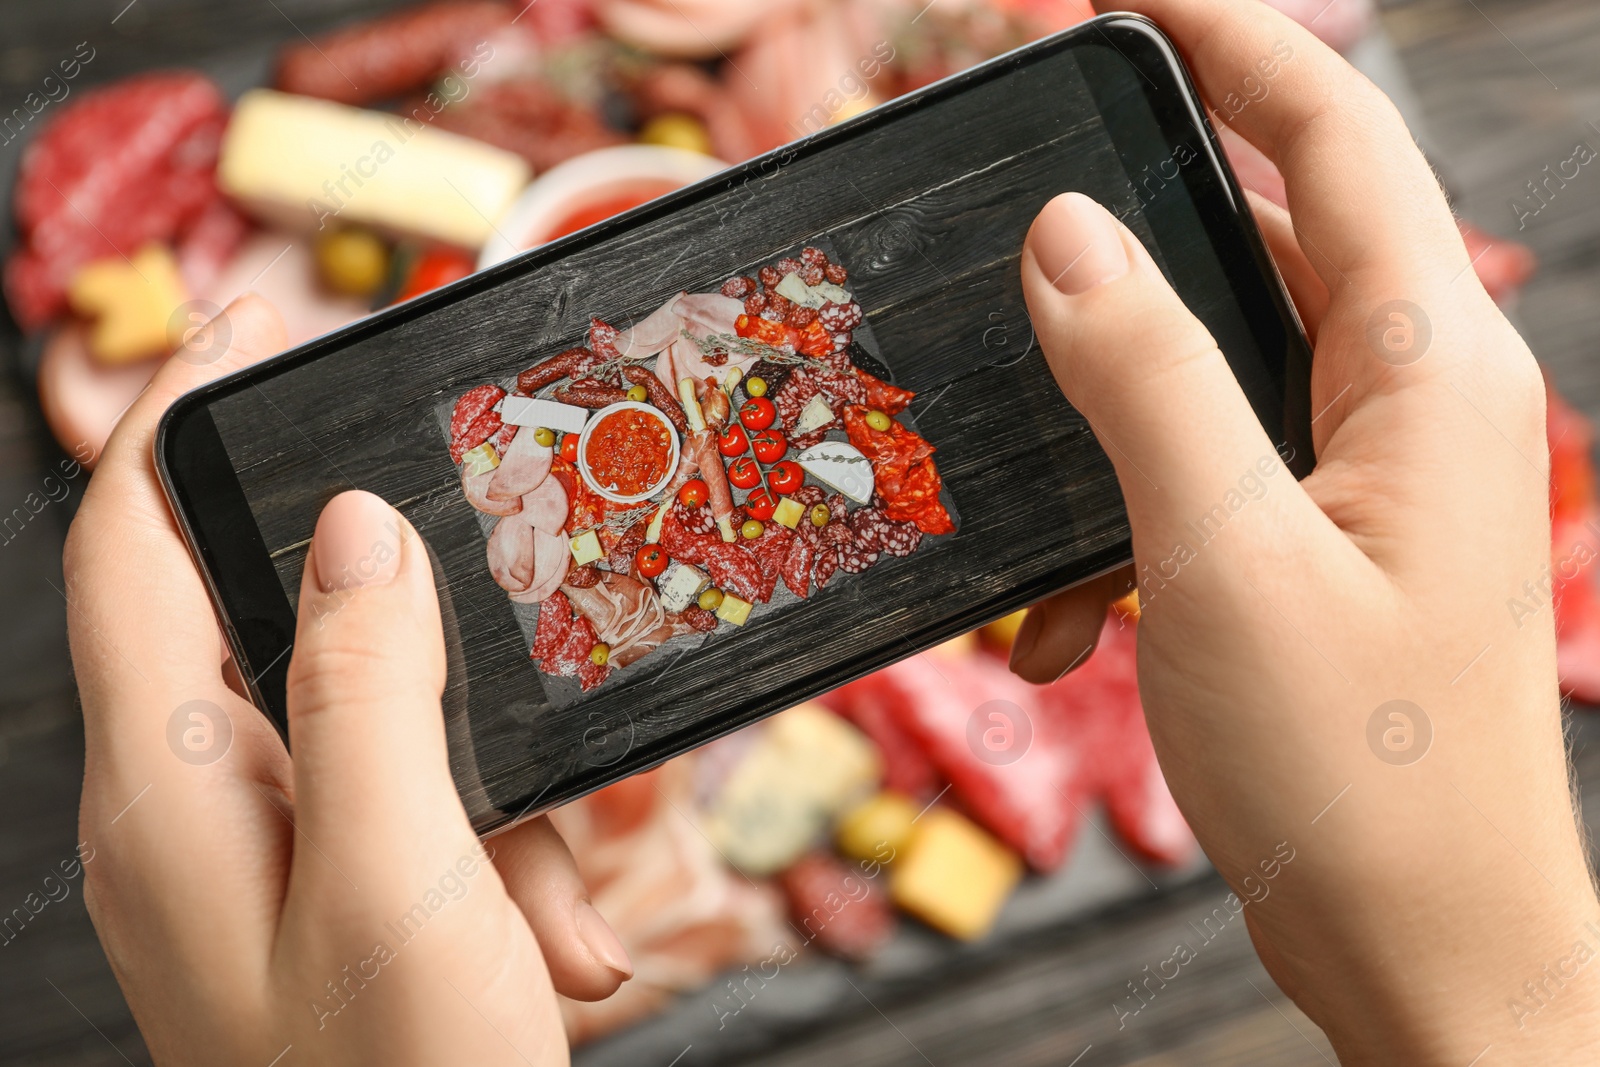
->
[577,401,681,505]
[479,145,727,269]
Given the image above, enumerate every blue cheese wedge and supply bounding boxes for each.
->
[461,442,499,477]
[659,561,710,613]
[773,271,851,310]
[500,396,589,435]
[797,441,875,504]
[792,393,835,435]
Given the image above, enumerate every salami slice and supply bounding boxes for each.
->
[704,540,769,603]
[782,528,816,599]
[449,384,506,463]
[589,317,622,362]
[531,590,575,664]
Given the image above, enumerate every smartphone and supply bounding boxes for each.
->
[158,14,1313,834]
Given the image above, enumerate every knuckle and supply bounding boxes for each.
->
[285,637,437,719]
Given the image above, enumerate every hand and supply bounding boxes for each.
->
[66,294,629,1066]
[1011,0,1600,1060]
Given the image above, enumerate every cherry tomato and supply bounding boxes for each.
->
[767,460,803,495]
[718,423,749,457]
[739,395,776,431]
[560,434,579,463]
[635,544,668,579]
[728,456,762,490]
[751,428,787,464]
[394,247,475,303]
[679,478,709,508]
[744,487,777,521]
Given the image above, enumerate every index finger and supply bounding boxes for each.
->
[71,294,289,759]
[1097,0,1471,290]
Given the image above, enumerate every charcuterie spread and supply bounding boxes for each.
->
[443,243,958,697]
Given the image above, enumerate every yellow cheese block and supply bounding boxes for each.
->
[772,496,804,530]
[68,244,189,365]
[569,529,603,566]
[218,89,530,248]
[715,592,752,626]
[891,807,1021,941]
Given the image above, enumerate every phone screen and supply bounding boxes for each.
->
[162,18,1311,830]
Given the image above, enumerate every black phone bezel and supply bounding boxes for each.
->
[157,14,1314,819]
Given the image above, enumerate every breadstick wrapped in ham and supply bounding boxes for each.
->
[679,376,737,542]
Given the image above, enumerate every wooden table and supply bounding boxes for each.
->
[2,1,1596,1063]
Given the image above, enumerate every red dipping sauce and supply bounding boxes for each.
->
[584,408,673,497]
[546,181,683,239]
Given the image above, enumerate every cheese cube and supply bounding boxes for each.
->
[499,396,590,435]
[569,530,603,566]
[890,808,1020,941]
[218,89,530,247]
[659,561,710,612]
[644,499,672,544]
[68,244,189,364]
[772,496,805,529]
[715,593,752,626]
[461,442,499,477]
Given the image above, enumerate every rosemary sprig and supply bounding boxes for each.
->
[683,327,835,373]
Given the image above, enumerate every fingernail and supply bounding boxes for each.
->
[312,490,402,593]
[575,900,633,979]
[1032,192,1129,295]
[1008,608,1044,672]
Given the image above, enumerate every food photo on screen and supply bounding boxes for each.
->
[8,1,1600,1066]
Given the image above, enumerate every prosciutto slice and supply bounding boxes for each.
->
[563,572,666,660]
[488,427,553,502]
[614,295,685,358]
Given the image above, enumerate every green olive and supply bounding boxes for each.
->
[745,376,768,398]
[741,519,764,540]
[865,409,891,432]
[698,587,725,612]
[810,504,831,527]
[590,642,610,666]
[533,426,556,447]
[626,384,649,403]
[315,228,389,298]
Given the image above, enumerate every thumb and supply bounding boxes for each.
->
[284,490,478,894]
[1021,193,1299,567]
